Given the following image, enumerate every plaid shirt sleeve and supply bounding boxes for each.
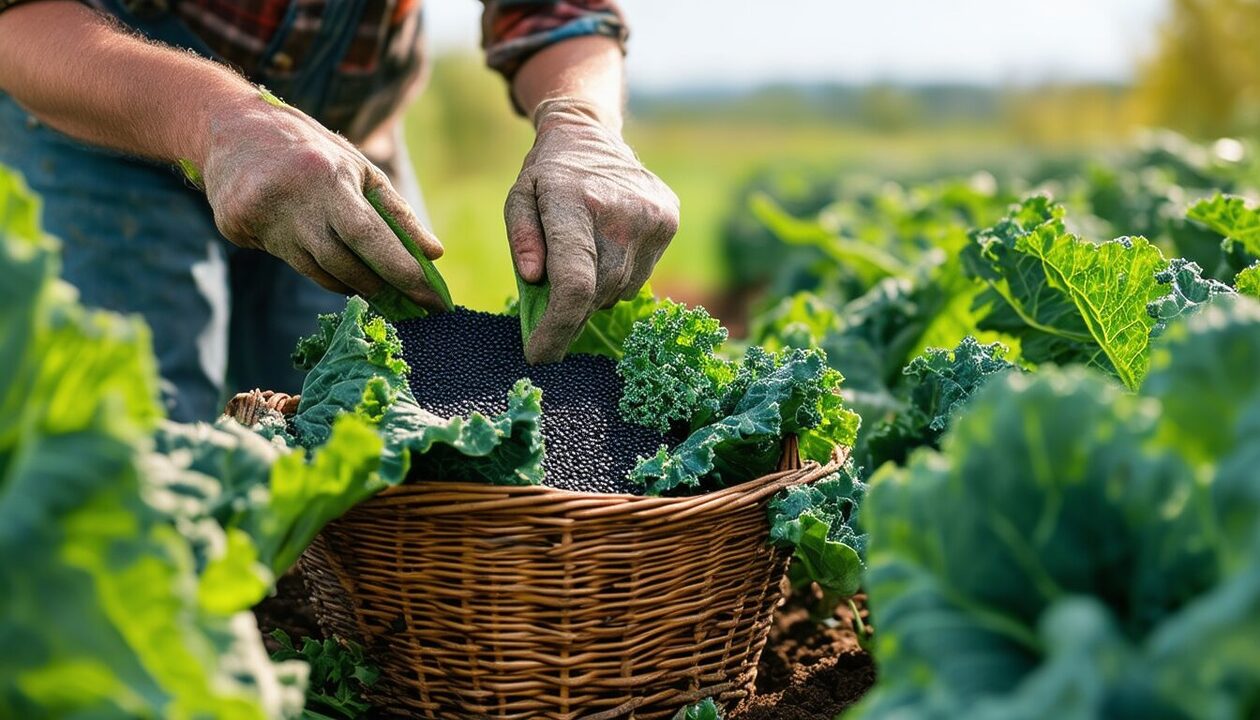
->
[481,0,628,82]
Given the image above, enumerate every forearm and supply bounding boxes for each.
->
[0,1,258,168]
[512,35,625,133]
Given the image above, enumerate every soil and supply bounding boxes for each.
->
[252,572,876,719]
[253,566,323,654]
[731,591,875,719]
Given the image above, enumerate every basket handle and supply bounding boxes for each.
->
[777,435,802,472]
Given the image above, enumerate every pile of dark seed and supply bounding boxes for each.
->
[394,307,678,494]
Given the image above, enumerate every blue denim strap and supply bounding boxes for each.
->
[278,0,369,116]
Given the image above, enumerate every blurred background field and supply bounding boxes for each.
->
[403,0,1260,313]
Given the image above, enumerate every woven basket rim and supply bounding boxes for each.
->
[359,445,850,521]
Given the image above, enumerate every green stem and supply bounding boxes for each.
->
[847,597,870,639]
[582,322,624,360]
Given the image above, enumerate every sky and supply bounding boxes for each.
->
[425,0,1169,91]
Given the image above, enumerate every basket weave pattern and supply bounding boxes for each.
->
[300,448,839,720]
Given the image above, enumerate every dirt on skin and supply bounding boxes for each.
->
[731,592,876,720]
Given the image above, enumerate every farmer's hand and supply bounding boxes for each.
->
[201,96,446,308]
[0,5,441,306]
[506,97,680,363]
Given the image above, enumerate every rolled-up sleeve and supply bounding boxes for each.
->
[481,0,628,83]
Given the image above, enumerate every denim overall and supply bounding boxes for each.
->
[0,1,427,422]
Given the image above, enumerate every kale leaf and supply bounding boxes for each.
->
[965,196,1167,390]
[852,297,1260,720]
[1235,262,1260,299]
[1145,257,1235,338]
[373,378,544,486]
[1187,193,1260,259]
[270,630,379,720]
[291,298,545,487]
[768,465,868,598]
[863,337,1016,469]
[629,347,857,494]
[617,300,734,433]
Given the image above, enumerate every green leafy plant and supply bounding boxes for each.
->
[1145,257,1236,337]
[290,298,545,487]
[1237,262,1260,298]
[270,631,379,720]
[853,297,1260,719]
[0,164,308,719]
[627,342,858,495]
[671,697,724,720]
[617,300,734,433]
[964,196,1166,390]
[863,336,1017,470]
[768,466,868,625]
[1187,193,1260,258]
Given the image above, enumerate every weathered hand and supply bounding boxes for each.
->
[200,96,446,309]
[506,97,680,364]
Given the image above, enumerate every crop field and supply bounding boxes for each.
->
[4,126,1260,720]
[400,54,1120,312]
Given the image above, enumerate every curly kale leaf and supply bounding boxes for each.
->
[291,299,545,488]
[768,465,867,597]
[629,348,854,494]
[291,312,342,371]
[1146,257,1235,338]
[375,378,545,486]
[798,366,861,465]
[965,196,1166,390]
[627,394,782,496]
[717,345,779,415]
[720,347,858,465]
[292,297,409,447]
[617,301,734,433]
[1187,193,1260,258]
[905,336,1016,433]
[1236,262,1260,299]
[863,337,1016,470]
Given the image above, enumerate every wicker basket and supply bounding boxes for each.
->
[299,438,844,720]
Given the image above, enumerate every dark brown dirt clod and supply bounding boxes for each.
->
[253,566,322,653]
[732,591,876,720]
